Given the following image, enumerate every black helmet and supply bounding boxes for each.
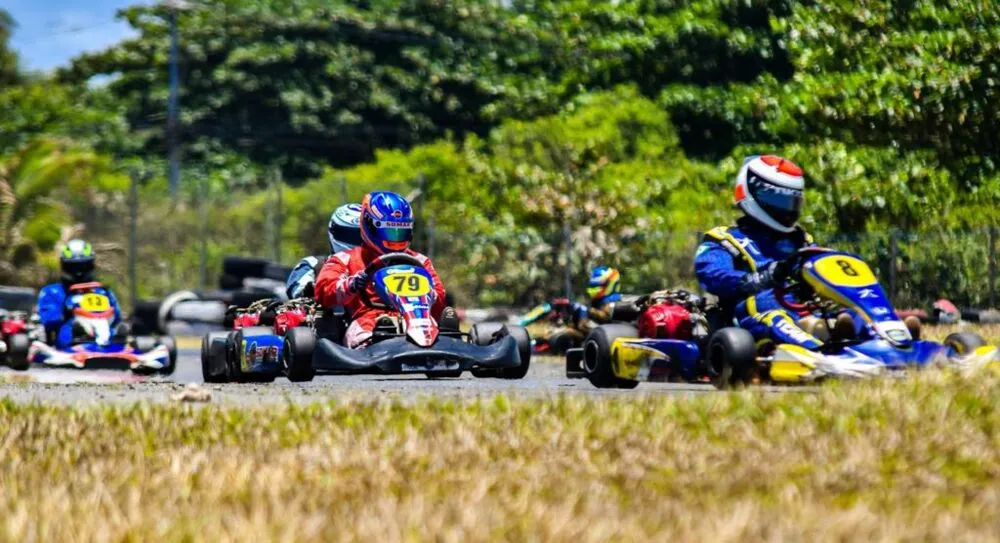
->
[60,239,96,284]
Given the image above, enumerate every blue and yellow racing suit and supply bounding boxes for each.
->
[694,217,824,348]
[37,282,122,348]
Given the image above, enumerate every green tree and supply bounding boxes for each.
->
[0,138,128,284]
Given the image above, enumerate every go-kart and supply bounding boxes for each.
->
[519,299,587,354]
[0,309,32,371]
[277,253,531,381]
[566,289,720,388]
[28,282,177,374]
[569,248,998,389]
[201,297,321,383]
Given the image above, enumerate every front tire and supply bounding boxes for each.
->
[469,323,531,379]
[582,324,641,389]
[944,332,987,356]
[708,327,757,390]
[6,333,30,371]
[283,327,316,382]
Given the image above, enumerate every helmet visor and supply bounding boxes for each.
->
[381,225,413,243]
[747,173,803,227]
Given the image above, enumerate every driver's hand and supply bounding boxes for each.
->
[740,260,791,294]
[347,271,369,294]
[768,259,793,284]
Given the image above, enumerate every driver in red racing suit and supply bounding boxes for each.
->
[315,191,446,348]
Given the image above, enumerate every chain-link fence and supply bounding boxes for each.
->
[87,168,998,314]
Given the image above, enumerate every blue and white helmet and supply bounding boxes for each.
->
[328,203,362,254]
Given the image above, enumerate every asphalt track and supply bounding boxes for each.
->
[0,346,749,405]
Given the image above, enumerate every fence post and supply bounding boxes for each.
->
[275,166,283,264]
[694,230,703,294]
[563,218,573,300]
[198,169,208,290]
[427,215,436,260]
[989,226,997,308]
[128,169,139,312]
[888,230,898,304]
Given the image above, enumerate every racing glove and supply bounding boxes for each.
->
[738,260,792,295]
[346,271,369,294]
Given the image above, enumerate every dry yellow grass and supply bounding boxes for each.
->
[4,368,1000,542]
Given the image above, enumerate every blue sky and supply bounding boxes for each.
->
[7,0,146,71]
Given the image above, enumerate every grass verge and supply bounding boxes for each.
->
[4,369,1000,541]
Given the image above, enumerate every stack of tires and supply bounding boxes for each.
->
[131,256,294,335]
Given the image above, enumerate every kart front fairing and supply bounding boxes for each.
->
[372,265,439,347]
[767,250,999,381]
[28,339,170,370]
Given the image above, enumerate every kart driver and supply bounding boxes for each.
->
[314,191,448,348]
[285,203,362,299]
[519,266,626,331]
[694,155,837,349]
[37,239,122,348]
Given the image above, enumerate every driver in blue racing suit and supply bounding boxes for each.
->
[694,155,833,349]
[37,239,122,348]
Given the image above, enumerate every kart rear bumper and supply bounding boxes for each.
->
[313,335,521,374]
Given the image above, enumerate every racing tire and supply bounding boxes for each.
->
[468,323,531,379]
[202,332,231,383]
[158,336,178,376]
[582,324,640,389]
[499,325,531,379]
[470,322,505,378]
[283,327,316,382]
[6,333,30,371]
[231,327,278,383]
[944,332,987,356]
[708,327,757,390]
[133,335,159,353]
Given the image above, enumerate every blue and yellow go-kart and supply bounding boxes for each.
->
[274,253,531,381]
[572,248,998,389]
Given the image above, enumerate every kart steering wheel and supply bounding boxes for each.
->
[358,253,431,309]
[773,247,835,314]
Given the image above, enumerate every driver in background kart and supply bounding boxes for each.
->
[285,203,362,299]
[694,155,850,349]
[37,239,122,348]
[314,191,448,348]
[519,266,625,331]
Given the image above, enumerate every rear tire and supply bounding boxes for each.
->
[708,327,757,390]
[582,324,641,389]
[201,332,230,383]
[133,335,158,353]
[944,332,987,356]
[283,327,316,382]
[469,323,531,379]
[6,333,30,371]
[499,325,531,379]
[470,322,505,378]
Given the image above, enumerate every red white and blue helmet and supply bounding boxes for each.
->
[587,266,621,304]
[327,203,362,254]
[360,191,413,254]
[734,155,805,233]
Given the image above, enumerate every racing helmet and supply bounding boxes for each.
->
[734,155,805,233]
[327,203,363,254]
[59,239,96,284]
[586,266,621,304]
[359,191,413,254]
